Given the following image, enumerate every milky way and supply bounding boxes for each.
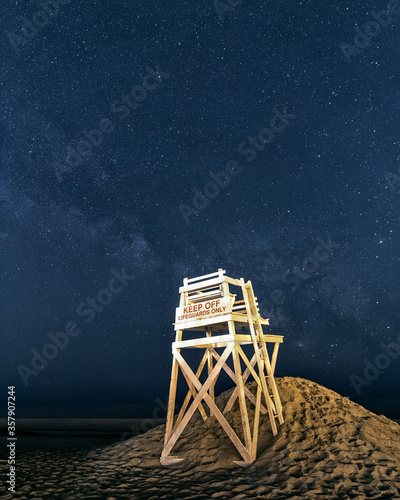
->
[1,0,399,413]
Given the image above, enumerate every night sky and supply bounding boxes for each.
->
[1,0,399,417]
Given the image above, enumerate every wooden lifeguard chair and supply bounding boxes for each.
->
[160,269,284,466]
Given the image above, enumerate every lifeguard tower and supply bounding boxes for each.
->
[160,269,284,466]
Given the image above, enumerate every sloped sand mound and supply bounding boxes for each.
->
[87,377,400,499]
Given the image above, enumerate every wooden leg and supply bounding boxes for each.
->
[206,328,214,416]
[246,279,283,425]
[236,344,262,389]
[223,352,258,413]
[163,330,183,452]
[162,345,233,458]
[178,360,208,423]
[212,349,267,415]
[260,339,284,425]
[174,350,209,429]
[252,385,261,461]
[271,342,280,375]
[240,280,278,436]
[228,322,252,454]
[163,355,179,449]
[171,345,252,464]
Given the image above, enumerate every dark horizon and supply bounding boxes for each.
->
[1,377,399,421]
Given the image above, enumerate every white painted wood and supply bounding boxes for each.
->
[187,269,225,283]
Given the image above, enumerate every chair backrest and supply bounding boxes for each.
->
[179,269,228,306]
[175,270,265,329]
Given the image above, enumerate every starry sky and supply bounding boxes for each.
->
[1,0,399,417]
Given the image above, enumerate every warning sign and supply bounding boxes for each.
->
[175,296,232,324]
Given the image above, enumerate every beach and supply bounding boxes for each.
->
[1,377,399,499]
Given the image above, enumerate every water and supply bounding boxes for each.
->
[0,434,119,455]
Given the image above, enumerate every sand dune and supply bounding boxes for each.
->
[2,377,400,499]
[85,377,400,499]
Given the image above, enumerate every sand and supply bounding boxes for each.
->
[1,377,400,499]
